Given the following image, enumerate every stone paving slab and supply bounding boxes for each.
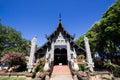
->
[50,74,73,80]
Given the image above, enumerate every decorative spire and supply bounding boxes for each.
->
[59,13,62,22]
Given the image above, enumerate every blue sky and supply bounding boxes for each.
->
[0,0,115,46]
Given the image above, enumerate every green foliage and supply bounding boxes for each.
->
[0,24,30,56]
[76,35,84,49]
[0,77,25,80]
[104,60,116,71]
[78,64,86,71]
[101,77,111,80]
[114,65,120,77]
[32,57,45,78]
[100,1,120,53]
[76,1,120,60]
[104,60,120,77]
[76,22,101,53]
[78,61,87,71]
[34,57,45,73]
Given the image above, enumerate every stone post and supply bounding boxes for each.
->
[27,36,37,73]
[51,42,54,61]
[84,35,94,72]
[67,41,70,61]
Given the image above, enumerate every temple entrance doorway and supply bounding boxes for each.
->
[54,48,68,65]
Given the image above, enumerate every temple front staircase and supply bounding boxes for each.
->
[50,65,73,80]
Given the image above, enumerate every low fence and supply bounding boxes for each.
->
[89,71,112,80]
[0,72,46,80]
[77,71,113,80]
[0,72,26,78]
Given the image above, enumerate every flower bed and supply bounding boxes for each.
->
[1,53,27,72]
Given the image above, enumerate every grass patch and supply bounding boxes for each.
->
[0,77,26,80]
[101,77,111,80]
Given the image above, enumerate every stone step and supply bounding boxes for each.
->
[52,65,71,75]
[50,65,73,80]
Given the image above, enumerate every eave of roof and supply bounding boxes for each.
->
[70,41,86,52]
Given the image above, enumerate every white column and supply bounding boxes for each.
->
[67,41,71,61]
[73,48,77,58]
[51,42,54,61]
[45,48,49,58]
[84,35,94,72]
[27,36,37,73]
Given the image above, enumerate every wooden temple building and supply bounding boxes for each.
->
[35,19,86,72]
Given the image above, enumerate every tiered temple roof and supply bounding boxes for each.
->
[35,21,85,58]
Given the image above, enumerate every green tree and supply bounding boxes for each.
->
[0,24,30,56]
[97,1,120,61]
[76,21,101,54]
[76,1,120,63]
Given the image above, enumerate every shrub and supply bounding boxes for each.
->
[113,65,120,77]
[1,52,27,72]
[78,62,87,71]
[34,57,45,73]
[104,60,120,77]
[32,57,45,78]
[78,64,85,71]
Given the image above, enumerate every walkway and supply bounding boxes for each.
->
[50,65,73,80]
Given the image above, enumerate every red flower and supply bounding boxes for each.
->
[7,53,13,57]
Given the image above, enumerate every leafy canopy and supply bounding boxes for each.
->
[0,23,30,56]
[76,1,120,57]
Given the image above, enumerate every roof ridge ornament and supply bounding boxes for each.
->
[59,13,62,22]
